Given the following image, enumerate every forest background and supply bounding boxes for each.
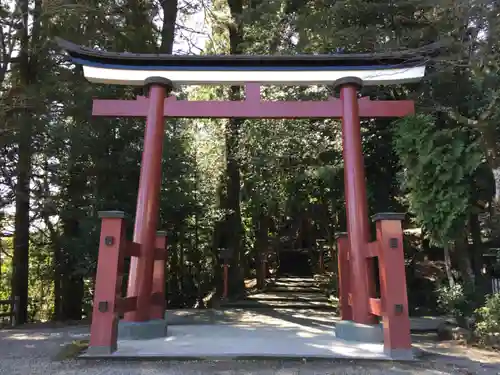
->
[0,0,499,339]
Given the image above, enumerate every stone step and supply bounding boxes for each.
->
[239,277,329,309]
[265,286,323,293]
[220,299,336,310]
[274,277,316,281]
[221,304,336,311]
[247,292,329,303]
[272,279,317,285]
[269,285,319,290]
[270,282,319,287]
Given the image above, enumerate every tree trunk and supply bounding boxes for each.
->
[223,0,246,297]
[179,226,185,296]
[12,0,40,325]
[225,123,245,295]
[254,210,269,288]
[60,217,84,321]
[159,0,179,53]
[40,162,63,320]
[12,123,31,324]
[53,243,63,320]
[57,70,92,321]
[452,232,475,288]
[469,212,487,297]
[443,243,454,287]
[61,270,84,320]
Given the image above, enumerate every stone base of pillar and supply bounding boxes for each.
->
[384,348,415,361]
[118,319,167,340]
[335,320,383,343]
[86,344,117,356]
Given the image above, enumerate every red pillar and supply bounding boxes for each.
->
[125,77,172,322]
[336,233,352,321]
[89,211,126,354]
[337,77,375,325]
[373,213,412,355]
[150,231,168,320]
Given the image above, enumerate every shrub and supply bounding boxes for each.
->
[325,273,338,297]
[475,293,500,347]
[436,283,474,327]
[393,115,482,249]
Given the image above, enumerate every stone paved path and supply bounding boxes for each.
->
[165,308,448,332]
[1,325,500,374]
[212,275,448,332]
[0,276,479,374]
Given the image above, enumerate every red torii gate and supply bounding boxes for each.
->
[92,78,413,356]
[57,38,423,359]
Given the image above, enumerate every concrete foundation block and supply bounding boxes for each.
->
[118,319,167,340]
[385,348,415,361]
[335,320,383,343]
[85,344,117,356]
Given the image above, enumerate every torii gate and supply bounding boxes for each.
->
[57,37,427,359]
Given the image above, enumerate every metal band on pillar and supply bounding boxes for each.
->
[334,76,375,325]
[125,77,173,322]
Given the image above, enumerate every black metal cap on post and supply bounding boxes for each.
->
[98,211,127,219]
[333,76,363,91]
[144,76,174,93]
[156,231,168,237]
[371,212,406,222]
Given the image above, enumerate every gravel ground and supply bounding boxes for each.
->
[1,326,500,374]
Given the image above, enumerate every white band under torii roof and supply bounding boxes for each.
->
[81,65,426,86]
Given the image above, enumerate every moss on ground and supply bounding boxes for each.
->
[53,339,89,361]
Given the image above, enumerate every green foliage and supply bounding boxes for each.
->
[1,0,498,321]
[0,236,54,322]
[393,114,482,247]
[475,294,500,346]
[436,283,474,325]
[0,237,12,301]
[54,340,89,361]
[324,273,339,299]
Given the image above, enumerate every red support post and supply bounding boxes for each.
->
[150,231,168,320]
[337,77,376,325]
[125,77,173,322]
[88,211,127,354]
[336,233,352,321]
[373,213,412,356]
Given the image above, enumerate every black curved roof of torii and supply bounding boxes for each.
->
[55,37,439,69]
